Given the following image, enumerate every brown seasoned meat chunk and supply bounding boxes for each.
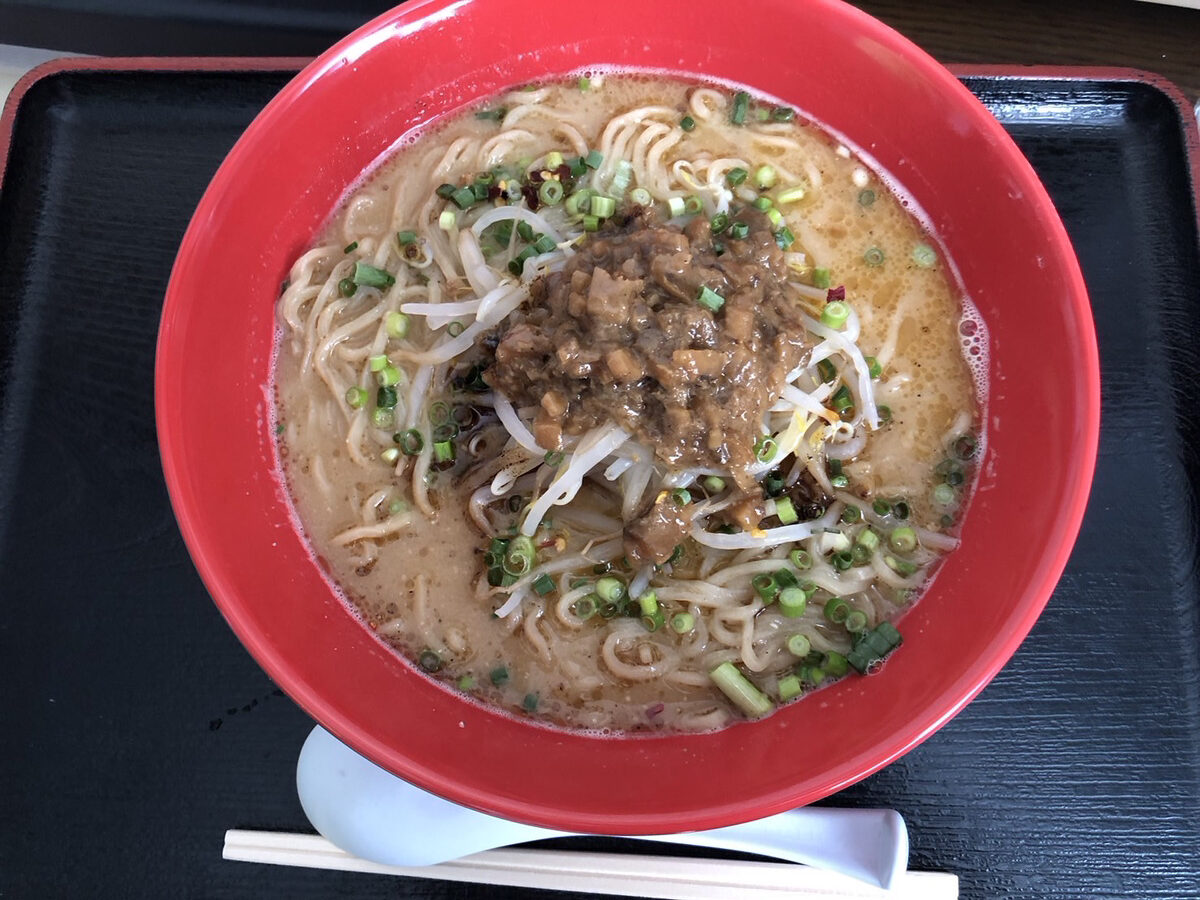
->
[485,207,810,502]
[624,493,691,565]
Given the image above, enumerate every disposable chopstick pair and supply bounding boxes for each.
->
[223,830,959,899]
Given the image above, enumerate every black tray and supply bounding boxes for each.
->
[1,63,1198,900]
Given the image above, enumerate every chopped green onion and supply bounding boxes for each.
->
[337,277,357,297]
[369,354,389,372]
[858,189,876,207]
[824,651,849,678]
[912,243,937,267]
[584,149,603,169]
[395,429,424,455]
[667,544,685,565]
[831,384,854,412]
[446,321,464,338]
[376,385,398,409]
[864,246,885,267]
[832,550,853,570]
[710,661,772,717]
[376,365,401,387]
[582,214,601,232]
[532,573,556,596]
[438,209,456,230]
[777,185,806,204]
[774,568,798,589]
[755,165,777,189]
[637,591,659,616]
[933,483,956,506]
[578,76,590,91]
[752,196,773,211]
[543,450,565,468]
[508,246,536,276]
[824,597,850,624]
[778,586,808,617]
[572,595,598,620]
[812,267,831,289]
[457,674,475,691]
[381,447,400,465]
[345,386,368,409]
[545,150,564,169]
[892,500,910,520]
[489,666,509,685]
[435,183,457,199]
[726,167,748,186]
[789,549,812,570]
[772,106,796,122]
[766,208,784,228]
[568,156,588,177]
[670,488,692,505]
[517,221,536,242]
[353,262,395,289]
[630,187,652,207]
[432,440,455,464]
[850,544,871,565]
[884,555,918,576]
[778,674,803,701]
[680,114,696,131]
[396,230,418,246]
[538,180,564,206]
[667,196,686,218]
[831,474,849,489]
[774,497,798,525]
[703,475,726,493]
[730,91,750,125]
[856,528,880,552]
[682,195,703,216]
[866,356,882,379]
[752,572,779,603]
[786,633,811,657]
[889,527,917,553]
[610,160,633,196]
[879,405,894,423]
[418,648,443,672]
[821,300,850,329]
[729,221,750,240]
[429,400,451,424]
[343,241,358,254]
[696,285,725,312]
[775,226,795,250]
[504,535,536,576]
[845,610,869,633]
[816,358,838,383]
[475,107,506,121]
[671,612,695,634]
[590,195,616,218]
[595,576,626,603]
[449,186,476,210]
[370,407,393,429]
[522,692,539,712]
[753,435,777,463]
[842,505,861,524]
[872,499,892,516]
[385,311,410,339]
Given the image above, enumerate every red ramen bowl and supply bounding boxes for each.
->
[156,0,1098,832]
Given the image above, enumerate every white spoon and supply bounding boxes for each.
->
[296,726,908,888]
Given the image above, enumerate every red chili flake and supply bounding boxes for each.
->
[827,285,846,302]
[646,703,665,720]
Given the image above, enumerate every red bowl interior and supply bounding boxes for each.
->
[156,0,1098,833]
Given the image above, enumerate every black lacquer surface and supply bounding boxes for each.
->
[0,70,1198,899]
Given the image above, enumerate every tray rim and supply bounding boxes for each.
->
[0,57,1197,238]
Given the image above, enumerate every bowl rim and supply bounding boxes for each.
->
[156,0,1100,832]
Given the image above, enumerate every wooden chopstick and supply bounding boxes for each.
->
[223,830,958,899]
